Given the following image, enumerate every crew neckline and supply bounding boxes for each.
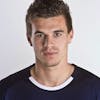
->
[29,76,74,91]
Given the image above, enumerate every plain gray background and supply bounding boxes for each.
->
[0,0,100,80]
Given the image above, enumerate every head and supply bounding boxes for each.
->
[26,0,73,36]
[26,0,73,67]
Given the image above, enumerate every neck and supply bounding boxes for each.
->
[30,63,74,87]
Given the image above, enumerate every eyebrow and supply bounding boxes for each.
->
[34,31,44,34]
[54,30,64,33]
[34,30,64,34]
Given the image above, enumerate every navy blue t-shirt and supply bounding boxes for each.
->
[1,64,100,100]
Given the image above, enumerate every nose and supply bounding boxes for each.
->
[43,35,53,48]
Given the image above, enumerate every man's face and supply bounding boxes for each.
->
[28,15,73,67]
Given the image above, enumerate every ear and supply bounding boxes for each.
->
[26,33,32,46]
[68,29,74,44]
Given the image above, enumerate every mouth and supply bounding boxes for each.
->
[43,52,58,56]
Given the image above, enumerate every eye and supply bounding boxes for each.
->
[35,32,44,38]
[53,32,62,37]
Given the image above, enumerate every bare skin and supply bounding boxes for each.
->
[28,15,74,87]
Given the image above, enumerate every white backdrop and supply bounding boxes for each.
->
[0,0,100,80]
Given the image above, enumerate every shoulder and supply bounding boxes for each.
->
[72,64,100,98]
[4,78,33,100]
[72,64,100,89]
[0,64,34,99]
[72,64,100,80]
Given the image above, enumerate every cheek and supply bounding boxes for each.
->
[58,37,68,45]
[33,40,42,52]
[33,45,41,57]
[32,37,40,47]
[58,40,68,52]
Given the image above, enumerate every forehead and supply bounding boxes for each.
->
[31,15,67,30]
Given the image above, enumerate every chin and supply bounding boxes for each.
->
[36,57,60,67]
[43,61,60,68]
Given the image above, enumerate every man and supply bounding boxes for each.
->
[0,0,100,100]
